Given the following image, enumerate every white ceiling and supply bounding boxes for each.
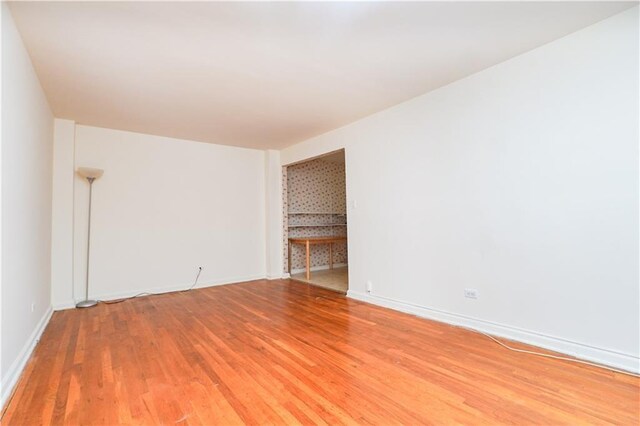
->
[8,1,635,150]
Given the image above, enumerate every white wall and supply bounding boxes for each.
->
[280,8,639,371]
[54,125,266,306]
[264,150,283,279]
[1,3,54,405]
[50,119,75,308]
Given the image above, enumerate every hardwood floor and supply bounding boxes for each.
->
[290,267,349,293]
[2,279,638,425]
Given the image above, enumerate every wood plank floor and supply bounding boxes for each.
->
[2,279,638,425]
[290,267,349,294]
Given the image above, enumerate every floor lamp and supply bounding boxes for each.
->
[76,167,104,308]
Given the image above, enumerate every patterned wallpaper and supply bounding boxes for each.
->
[282,157,348,273]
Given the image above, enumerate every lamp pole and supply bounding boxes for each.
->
[76,167,103,308]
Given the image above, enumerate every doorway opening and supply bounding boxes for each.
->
[282,149,348,293]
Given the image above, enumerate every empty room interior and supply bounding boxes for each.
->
[1,1,639,425]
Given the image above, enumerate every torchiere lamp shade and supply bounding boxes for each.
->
[77,167,104,180]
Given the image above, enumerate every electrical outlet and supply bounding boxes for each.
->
[366,280,373,293]
[464,288,479,299]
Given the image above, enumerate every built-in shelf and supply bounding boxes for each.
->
[288,212,346,215]
[288,212,347,230]
[288,224,347,228]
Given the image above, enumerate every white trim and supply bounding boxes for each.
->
[347,290,640,374]
[52,300,76,311]
[290,263,347,275]
[266,274,283,280]
[1,306,53,410]
[54,274,267,310]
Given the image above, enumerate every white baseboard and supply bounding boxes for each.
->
[266,274,283,280]
[347,290,639,374]
[52,300,76,311]
[53,274,267,310]
[1,306,53,410]
[290,263,347,275]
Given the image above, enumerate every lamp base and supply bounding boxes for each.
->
[76,299,98,308]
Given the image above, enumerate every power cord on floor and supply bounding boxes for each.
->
[98,274,639,377]
[470,328,640,378]
[99,267,202,305]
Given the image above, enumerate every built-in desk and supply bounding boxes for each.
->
[288,236,347,280]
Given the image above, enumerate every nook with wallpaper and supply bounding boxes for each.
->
[283,150,349,292]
